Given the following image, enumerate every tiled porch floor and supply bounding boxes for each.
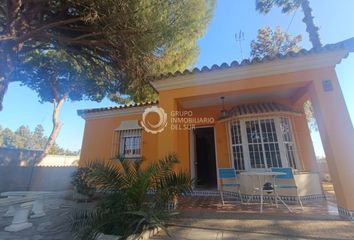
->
[177,196,340,218]
[151,182,354,239]
[152,197,354,240]
[177,181,339,218]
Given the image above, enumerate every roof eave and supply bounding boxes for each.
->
[77,101,158,120]
[150,49,348,92]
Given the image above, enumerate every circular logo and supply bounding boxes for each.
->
[141,106,168,134]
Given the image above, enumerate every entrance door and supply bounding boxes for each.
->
[194,127,217,188]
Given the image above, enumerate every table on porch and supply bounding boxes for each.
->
[240,171,291,213]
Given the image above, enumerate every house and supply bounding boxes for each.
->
[78,37,354,220]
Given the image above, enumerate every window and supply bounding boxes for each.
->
[245,120,264,168]
[230,116,299,170]
[245,119,282,168]
[280,117,297,169]
[230,120,245,170]
[259,119,282,168]
[114,129,142,159]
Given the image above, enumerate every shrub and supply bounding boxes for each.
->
[71,167,96,198]
[70,154,193,240]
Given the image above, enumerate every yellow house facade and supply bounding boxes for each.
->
[78,38,354,220]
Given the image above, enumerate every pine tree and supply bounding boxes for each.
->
[250,26,302,58]
[256,0,322,49]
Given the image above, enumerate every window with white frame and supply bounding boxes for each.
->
[280,117,297,169]
[230,120,245,170]
[229,116,299,170]
[113,129,142,159]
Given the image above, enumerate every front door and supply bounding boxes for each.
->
[194,127,217,188]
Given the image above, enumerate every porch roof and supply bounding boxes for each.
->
[220,102,302,120]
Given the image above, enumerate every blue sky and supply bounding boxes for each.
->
[0,1,353,156]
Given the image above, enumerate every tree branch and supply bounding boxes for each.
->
[0,5,6,17]
[72,31,105,40]
[0,16,85,43]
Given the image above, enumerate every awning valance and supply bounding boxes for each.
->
[220,102,303,121]
[115,120,142,131]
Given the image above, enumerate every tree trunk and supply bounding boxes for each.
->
[36,97,66,165]
[301,0,322,49]
[0,79,9,111]
[0,50,14,111]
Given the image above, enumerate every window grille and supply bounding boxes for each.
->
[245,119,282,169]
[280,117,298,169]
[113,129,142,159]
[229,116,299,170]
[230,120,245,170]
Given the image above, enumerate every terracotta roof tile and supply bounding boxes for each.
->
[77,38,354,116]
[148,37,354,82]
[77,100,158,115]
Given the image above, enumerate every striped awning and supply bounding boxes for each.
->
[220,102,302,120]
[115,120,142,131]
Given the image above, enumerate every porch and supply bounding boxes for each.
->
[178,181,336,216]
[152,54,354,219]
[151,183,354,240]
[173,90,328,204]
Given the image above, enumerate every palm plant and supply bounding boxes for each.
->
[70,154,193,240]
[256,0,322,49]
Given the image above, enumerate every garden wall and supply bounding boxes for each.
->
[0,147,42,166]
[0,166,77,192]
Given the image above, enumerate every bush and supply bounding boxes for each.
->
[70,154,193,240]
[71,167,95,198]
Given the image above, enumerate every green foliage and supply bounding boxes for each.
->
[71,168,96,197]
[1,0,216,109]
[14,47,112,160]
[32,125,48,150]
[0,0,108,109]
[250,26,302,58]
[48,145,80,156]
[0,124,79,154]
[105,0,216,103]
[304,100,318,131]
[71,154,193,239]
[256,0,302,14]
[0,125,34,149]
[17,48,118,103]
[0,127,16,147]
[13,125,32,149]
[255,0,321,49]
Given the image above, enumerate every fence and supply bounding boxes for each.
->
[0,147,42,166]
[0,166,77,192]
